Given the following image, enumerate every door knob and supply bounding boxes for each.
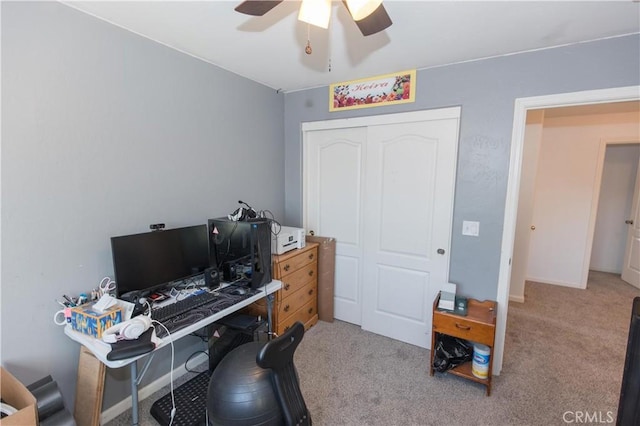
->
[309,230,315,236]
[437,248,445,255]
[625,220,634,225]
[531,225,536,230]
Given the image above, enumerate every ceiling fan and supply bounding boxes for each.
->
[234,0,393,37]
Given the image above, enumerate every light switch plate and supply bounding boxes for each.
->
[462,220,480,236]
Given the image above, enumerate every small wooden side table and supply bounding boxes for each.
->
[429,294,497,396]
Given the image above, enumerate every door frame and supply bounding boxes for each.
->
[496,85,640,375]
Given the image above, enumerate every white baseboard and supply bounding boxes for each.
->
[509,294,525,303]
[100,353,209,424]
[525,276,584,289]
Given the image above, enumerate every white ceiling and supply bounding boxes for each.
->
[63,1,640,93]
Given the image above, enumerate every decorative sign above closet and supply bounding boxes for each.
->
[330,69,416,112]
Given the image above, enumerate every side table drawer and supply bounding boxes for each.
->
[433,314,494,346]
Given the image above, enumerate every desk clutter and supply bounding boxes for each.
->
[59,213,321,425]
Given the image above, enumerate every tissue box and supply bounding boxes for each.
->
[70,302,123,338]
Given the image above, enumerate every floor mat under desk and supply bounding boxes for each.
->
[150,371,210,426]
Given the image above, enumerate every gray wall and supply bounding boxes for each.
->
[1,2,284,411]
[283,34,640,301]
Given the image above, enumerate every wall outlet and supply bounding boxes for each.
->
[462,220,480,236]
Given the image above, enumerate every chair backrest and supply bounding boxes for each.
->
[256,322,311,426]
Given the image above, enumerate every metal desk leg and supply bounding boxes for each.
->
[129,353,155,426]
[266,293,275,339]
[130,362,139,426]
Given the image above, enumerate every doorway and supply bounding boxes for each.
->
[512,107,640,300]
[494,85,640,375]
[591,143,640,281]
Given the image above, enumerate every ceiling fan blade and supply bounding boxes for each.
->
[234,0,283,16]
[345,2,392,36]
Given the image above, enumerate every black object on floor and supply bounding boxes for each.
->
[150,371,210,426]
[617,296,640,426]
[27,375,76,426]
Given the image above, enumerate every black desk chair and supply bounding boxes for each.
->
[257,321,311,426]
[207,321,311,426]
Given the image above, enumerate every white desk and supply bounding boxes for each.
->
[64,280,281,425]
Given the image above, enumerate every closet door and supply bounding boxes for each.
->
[361,117,459,348]
[305,127,367,325]
[304,108,460,348]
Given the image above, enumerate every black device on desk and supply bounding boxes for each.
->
[208,217,272,289]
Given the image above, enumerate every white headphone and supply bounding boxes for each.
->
[0,402,17,417]
[102,315,152,343]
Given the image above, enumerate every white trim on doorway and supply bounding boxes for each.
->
[495,85,640,375]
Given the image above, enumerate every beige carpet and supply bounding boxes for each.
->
[106,270,639,425]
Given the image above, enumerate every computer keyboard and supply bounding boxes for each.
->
[151,291,219,324]
[153,286,261,338]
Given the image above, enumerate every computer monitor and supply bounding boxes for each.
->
[111,224,209,297]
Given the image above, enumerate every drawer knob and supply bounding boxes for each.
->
[308,289,314,295]
[455,323,471,331]
[284,304,290,312]
[284,283,290,291]
[308,270,314,277]
[308,307,313,314]
[309,253,314,260]
[284,264,290,271]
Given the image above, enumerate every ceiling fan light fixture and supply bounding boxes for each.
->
[345,0,382,21]
[298,0,332,29]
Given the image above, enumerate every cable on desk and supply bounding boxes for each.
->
[152,319,176,426]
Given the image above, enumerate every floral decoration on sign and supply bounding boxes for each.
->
[330,70,416,112]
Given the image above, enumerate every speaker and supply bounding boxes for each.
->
[204,267,220,290]
[617,297,640,426]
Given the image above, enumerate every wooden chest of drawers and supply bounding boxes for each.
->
[243,243,319,336]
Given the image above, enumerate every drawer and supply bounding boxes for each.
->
[432,313,495,346]
[277,299,317,336]
[302,314,319,333]
[278,263,317,300]
[274,247,317,278]
[278,281,317,321]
